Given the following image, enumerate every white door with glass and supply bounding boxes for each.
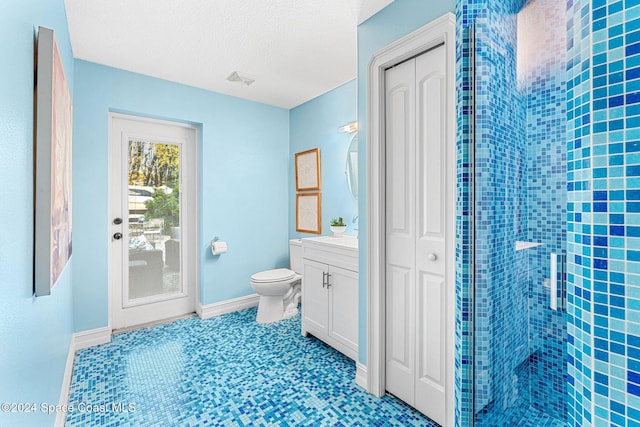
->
[109,114,197,330]
[385,44,451,425]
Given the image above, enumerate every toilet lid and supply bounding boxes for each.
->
[251,268,295,283]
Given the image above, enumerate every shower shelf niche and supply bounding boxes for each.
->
[515,241,543,251]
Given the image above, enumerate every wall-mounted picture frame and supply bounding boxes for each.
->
[34,27,73,296]
[295,148,321,191]
[296,193,322,234]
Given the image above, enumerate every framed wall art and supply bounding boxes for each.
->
[295,148,321,191]
[34,27,73,296]
[296,193,321,234]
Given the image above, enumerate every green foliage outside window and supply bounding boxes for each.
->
[145,182,180,227]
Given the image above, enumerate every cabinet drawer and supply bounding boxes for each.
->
[302,244,357,272]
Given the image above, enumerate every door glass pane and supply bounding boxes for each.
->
[472,0,567,425]
[127,139,181,300]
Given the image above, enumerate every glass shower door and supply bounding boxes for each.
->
[471,0,567,425]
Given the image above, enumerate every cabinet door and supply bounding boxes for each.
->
[327,266,358,354]
[302,259,328,335]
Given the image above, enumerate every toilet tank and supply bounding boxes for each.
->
[289,239,303,274]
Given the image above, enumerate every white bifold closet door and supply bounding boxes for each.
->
[385,44,448,425]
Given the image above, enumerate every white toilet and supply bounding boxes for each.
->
[250,239,302,323]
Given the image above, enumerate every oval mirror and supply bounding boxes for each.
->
[345,132,358,200]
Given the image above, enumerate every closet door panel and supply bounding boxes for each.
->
[414,44,447,427]
[385,58,416,405]
[384,44,449,427]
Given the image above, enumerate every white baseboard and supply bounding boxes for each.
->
[355,362,368,390]
[197,293,260,319]
[55,326,112,427]
[55,338,76,427]
[73,326,112,350]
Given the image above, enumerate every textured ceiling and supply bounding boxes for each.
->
[64,0,393,109]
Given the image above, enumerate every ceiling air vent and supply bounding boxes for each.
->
[226,71,255,86]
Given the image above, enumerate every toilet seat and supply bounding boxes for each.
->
[251,268,295,283]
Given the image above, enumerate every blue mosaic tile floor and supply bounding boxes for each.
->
[66,308,438,426]
[516,408,565,427]
[476,406,566,427]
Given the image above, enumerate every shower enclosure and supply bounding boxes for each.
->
[470,0,568,425]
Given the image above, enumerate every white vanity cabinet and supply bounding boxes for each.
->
[301,236,358,361]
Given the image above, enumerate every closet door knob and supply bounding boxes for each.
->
[428,253,437,261]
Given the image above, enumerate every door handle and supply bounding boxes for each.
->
[326,273,332,288]
[428,253,437,261]
[322,271,326,287]
[113,232,123,240]
[549,253,567,311]
[549,253,557,310]
[113,217,123,225]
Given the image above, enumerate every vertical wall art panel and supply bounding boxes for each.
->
[295,148,321,191]
[35,26,73,296]
[296,193,322,234]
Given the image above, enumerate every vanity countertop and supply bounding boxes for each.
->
[302,235,358,250]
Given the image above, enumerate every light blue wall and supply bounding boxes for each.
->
[356,0,456,364]
[0,1,75,426]
[289,80,358,238]
[73,60,290,330]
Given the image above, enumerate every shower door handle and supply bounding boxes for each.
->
[549,253,567,311]
[549,253,558,310]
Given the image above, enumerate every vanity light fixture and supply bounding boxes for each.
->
[338,121,358,133]
[226,71,256,86]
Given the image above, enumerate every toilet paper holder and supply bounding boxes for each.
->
[210,237,228,256]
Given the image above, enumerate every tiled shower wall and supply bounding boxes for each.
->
[520,0,568,421]
[458,0,640,425]
[454,0,481,423]
[456,0,568,424]
[472,0,531,423]
[566,0,640,425]
[456,0,640,426]
[566,1,595,421]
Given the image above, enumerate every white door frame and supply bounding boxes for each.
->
[107,112,200,330]
[366,13,456,426]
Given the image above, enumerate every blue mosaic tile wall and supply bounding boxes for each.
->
[520,0,569,421]
[566,0,594,420]
[472,0,532,423]
[457,0,569,425]
[567,0,640,425]
[459,1,640,425]
[455,0,484,425]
